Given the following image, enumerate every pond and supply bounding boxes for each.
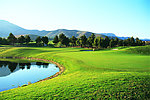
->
[80,50,93,51]
[0,60,59,92]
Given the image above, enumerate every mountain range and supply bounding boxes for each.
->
[0,20,149,41]
[0,20,50,37]
[0,20,106,39]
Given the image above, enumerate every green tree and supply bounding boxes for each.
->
[123,39,128,46]
[18,35,26,45]
[118,40,123,46]
[139,40,143,46]
[64,37,70,47]
[53,35,59,44]
[130,36,135,46]
[35,36,41,45]
[97,37,104,48]
[7,33,17,45]
[70,36,77,46]
[142,41,145,46]
[104,36,110,48]
[58,33,69,46]
[86,37,92,47]
[80,35,87,47]
[1,38,9,45]
[25,35,31,44]
[90,33,95,44]
[0,37,2,44]
[58,33,66,46]
[87,33,95,48]
[58,33,66,42]
[93,38,98,48]
[126,38,131,46]
[114,37,119,46]
[135,37,141,46]
[76,38,81,47]
[109,39,115,48]
[42,36,49,46]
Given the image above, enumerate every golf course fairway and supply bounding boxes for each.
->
[0,46,149,99]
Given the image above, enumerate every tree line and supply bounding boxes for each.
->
[0,33,145,48]
[0,33,49,46]
[53,33,145,48]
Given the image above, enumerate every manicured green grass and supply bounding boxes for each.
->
[0,46,149,99]
[127,45,150,55]
[0,58,33,63]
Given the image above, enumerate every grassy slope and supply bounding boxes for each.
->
[0,46,149,99]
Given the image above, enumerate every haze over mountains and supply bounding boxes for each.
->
[0,20,149,41]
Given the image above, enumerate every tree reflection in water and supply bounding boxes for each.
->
[0,61,49,73]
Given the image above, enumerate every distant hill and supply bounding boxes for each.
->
[0,20,50,37]
[98,33,116,37]
[46,29,106,38]
[141,39,150,41]
[98,33,131,40]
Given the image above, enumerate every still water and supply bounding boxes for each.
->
[0,60,59,92]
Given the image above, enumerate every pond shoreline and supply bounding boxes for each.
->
[0,56,65,86]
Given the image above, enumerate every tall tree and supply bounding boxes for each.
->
[18,35,26,45]
[2,38,9,45]
[130,36,135,46]
[126,38,131,46]
[76,38,81,47]
[80,35,87,47]
[97,37,104,48]
[90,33,95,44]
[25,35,31,44]
[64,37,70,47]
[104,36,110,48]
[53,35,59,44]
[123,39,128,46]
[35,36,41,45]
[7,33,17,45]
[139,40,143,46]
[93,38,98,48]
[114,37,119,46]
[42,36,49,46]
[87,37,92,47]
[0,37,2,44]
[135,37,140,46]
[58,33,68,46]
[58,33,66,42]
[142,41,145,46]
[70,36,77,46]
[87,33,96,48]
[118,40,123,46]
[109,39,115,48]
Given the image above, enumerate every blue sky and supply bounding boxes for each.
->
[0,0,150,38]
